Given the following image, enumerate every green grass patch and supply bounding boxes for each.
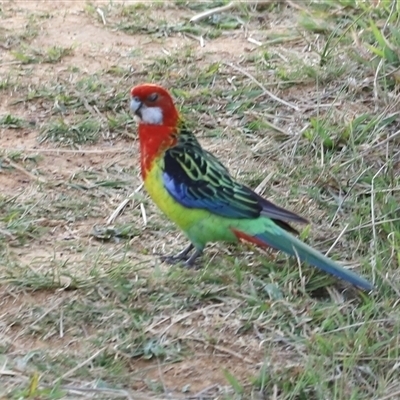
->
[1,1,399,399]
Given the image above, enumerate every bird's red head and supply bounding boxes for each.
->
[130,84,179,127]
[130,84,180,177]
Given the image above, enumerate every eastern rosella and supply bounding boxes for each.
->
[129,83,373,291]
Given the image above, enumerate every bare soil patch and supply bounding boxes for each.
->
[1,1,399,399]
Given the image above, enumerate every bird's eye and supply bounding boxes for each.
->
[147,93,158,102]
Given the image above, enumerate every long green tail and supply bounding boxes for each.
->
[252,227,373,290]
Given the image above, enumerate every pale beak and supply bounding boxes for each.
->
[130,97,143,118]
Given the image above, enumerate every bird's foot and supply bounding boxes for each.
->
[159,244,194,264]
[160,254,187,265]
[183,249,203,269]
[159,244,202,268]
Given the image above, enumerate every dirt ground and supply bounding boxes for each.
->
[1,1,273,398]
[1,1,399,399]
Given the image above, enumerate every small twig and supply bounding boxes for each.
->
[60,386,134,399]
[377,389,400,400]
[0,60,22,67]
[1,147,131,154]
[140,202,147,226]
[59,308,64,339]
[373,59,384,109]
[370,128,400,150]
[144,316,171,334]
[15,299,65,339]
[106,183,144,225]
[320,319,392,335]
[189,337,256,364]
[190,1,236,23]
[254,172,274,195]
[325,224,349,257]
[370,164,386,282]
[0,229,16,239]
[0,369,20,377]
[52,346,107,385]
[96,7,107,25]
[0,371,137,399]
[3,157,46,183]
[156,358,168,397]
[244,111,289,136]
[247,37,263,46]
[340,129,400,167]
[329,166,373,227]
[286,0,308,11]
[192,384,219,399]
[190,0,277,23]
[224,62,300,111]
[72,89,109,131]
[184,32,205,47]
[346,218,400,233]
[153,304,223,337]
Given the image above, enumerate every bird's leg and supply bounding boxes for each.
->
[184,248,203,269]
[171,243,194,260]
[160,243,194,264]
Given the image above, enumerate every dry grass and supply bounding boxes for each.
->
[0,1,399,399]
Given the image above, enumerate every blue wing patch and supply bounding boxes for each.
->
[162,168,253,218]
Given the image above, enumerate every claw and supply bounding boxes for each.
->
[159,244,203,268]
[184,249,203,268]
[160,244,195,264]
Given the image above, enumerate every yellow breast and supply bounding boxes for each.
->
[144,159,206,232]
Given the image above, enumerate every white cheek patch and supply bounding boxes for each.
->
[140,105,163,125]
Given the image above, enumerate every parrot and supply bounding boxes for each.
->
[129,83,373,291]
